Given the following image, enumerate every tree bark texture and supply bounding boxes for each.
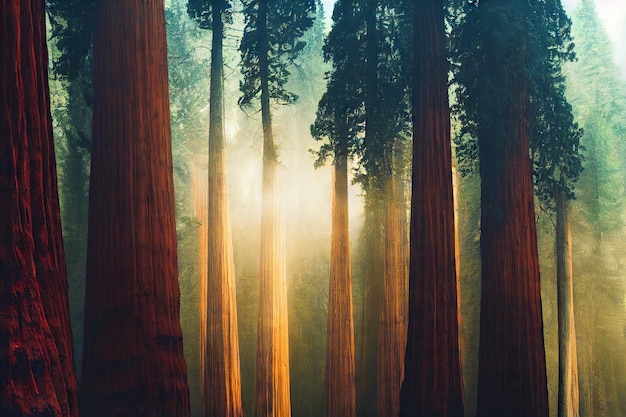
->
[325,133,356,417]
[476,4,549,416]
[204,4,243,416]
[81,1,190,415]
[555,191,580,417]
[191,164,209,414]
[378,172,408,417]
[0,1,79,416]
[254,0,291,415]
[400,0,464,415]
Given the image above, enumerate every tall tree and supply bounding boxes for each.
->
[311,2,364,415]
[187,1,243,416]
[239,1,316,416]
[399,0,464,416]
[0,1,78,415]
[453,1,549,415]
[565,1,626,414]
[527,4,584,415]
[81,1,190,415]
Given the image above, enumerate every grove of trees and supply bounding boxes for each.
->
[2,0,625,416]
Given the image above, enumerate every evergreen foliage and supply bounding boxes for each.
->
[239,0,316,108]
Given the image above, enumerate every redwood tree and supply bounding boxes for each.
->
[399,0,464,415]
[454,1,549,415]
[81,1,190,415]
[239,1,315,415]
[187,1,243,415]
[0,1,78,416]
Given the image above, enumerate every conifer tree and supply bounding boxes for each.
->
[400,0,464,415]
[1,1,78,415]
[239,1,316,415]
[453,1,549,415]
[81,1,190,415]
[187,1,243,416]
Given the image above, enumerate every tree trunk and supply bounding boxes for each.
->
[356,194,384,417]
[203,4,243,417]
[400,0,464,415]
[81,1,190,415]
[378,168,408,417]
[254,0,291,415]
[325,129,356,417]
[555,190,580,417]
[476,4,549,416]
[0,1,78,415]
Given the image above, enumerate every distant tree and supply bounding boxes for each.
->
[565,1,626,415]
[526,4,584,416]
[311,1,364,416]
[0,1,78,415]
[453,1,549,415]
[187,1,243,416]
[239,1,316,416]
[47,0,95,378]
[81,1,190,415]
[399,0,464,416]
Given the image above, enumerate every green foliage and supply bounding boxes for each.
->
[186,0,233,30]
[310,0,365,167]
[452,0,584,210]
[46,0,96,81]
[238,0,317,108]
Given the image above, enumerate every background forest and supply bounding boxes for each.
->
[2,0,625,416]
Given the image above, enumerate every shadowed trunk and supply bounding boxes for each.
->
[555,190,580,417]
[400,0,464,415]
[378,170,408,417]
[476,4,549,416]
[204,3,243,416]
[254,0,291,415]
[0,1,78,415]
[81,1,190,415]
[325,117,356,417]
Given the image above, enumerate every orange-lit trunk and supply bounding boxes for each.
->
[378,171,408,417]
[204,3,243,416]
[400,0,464,415]
[555,190,580,417]
[0,2,79,415]
[81,1,190,415]
[475,4,548,416]
[254,0,291,415]
[325,125,356,417]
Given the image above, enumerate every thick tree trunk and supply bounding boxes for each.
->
[0,1,78,415]
[81,1,190,415]
[254,0,291,416]
[356,195,383,417]
[399,0,464,415]
[378,173,408,417]
[476,4,549,416]
[325,140,356,417]
[555,191,580,417]
[204,4,243,417]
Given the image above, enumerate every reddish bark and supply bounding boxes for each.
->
[254,0,291,415]
[204,4,243,416]
[0,1,78,415]
[399,1,464,415]
[475,7,549,415]
[325,146,356,417]
[81,1,190,415]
